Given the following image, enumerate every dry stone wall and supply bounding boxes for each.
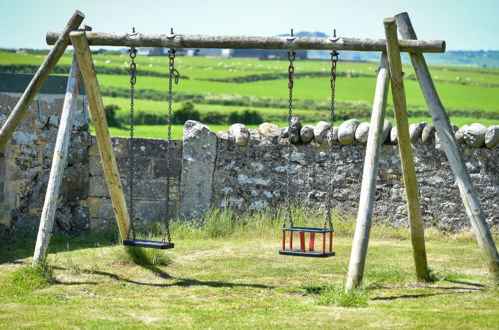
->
[0,92,90,236]
[209,119,498,230]
[1,89,497,235]
[88,137,182,231]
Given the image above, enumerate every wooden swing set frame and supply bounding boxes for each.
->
[0,10,496,289]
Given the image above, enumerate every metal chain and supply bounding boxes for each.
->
[283,50,296,228]
[127,38,137,240]
[161,48,180,244]
[324,49,339,230]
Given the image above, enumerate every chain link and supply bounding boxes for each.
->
[127,44,137,240]
[324,50,339,230]
[283,50,296,228]
[161,48,180,244]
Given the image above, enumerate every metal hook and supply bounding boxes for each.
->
[129,27,137,38]
[167,27,176,39]
[330,28,340,42]
[286,28,295,42]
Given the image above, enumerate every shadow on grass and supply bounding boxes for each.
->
[53,266,273,290]
[0,230,120,264]
[372,281,484,301]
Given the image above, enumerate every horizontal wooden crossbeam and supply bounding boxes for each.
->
[46,31,445,53]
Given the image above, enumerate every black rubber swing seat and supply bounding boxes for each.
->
[123,239,174,249]
[279,249,336,258]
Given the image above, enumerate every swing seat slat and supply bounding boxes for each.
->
[279,249,336,258]
[282,226,333,233]
[123,239,174,250]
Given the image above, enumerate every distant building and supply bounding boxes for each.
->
[128,47,309,60]
[226,49,307,60]
[136,47,166,56]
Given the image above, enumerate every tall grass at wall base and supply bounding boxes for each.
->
[130,206,488,244]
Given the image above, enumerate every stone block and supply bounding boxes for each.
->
[289,116,302,145]
[300,125,315,144]
[89,156,103,175]
[229,123,250,146]
[338,119,360,145]
[259,122,280,137]
[485,125,499,148]
[88,197,114,219]
[355,122,370,145]
[180,121,218,219]
[116,156,153,179]
[409,122,427,144]
[132,179,169,201]
[152,156,182,178]
[89,175,110,198]
[314,121,332,145]
[463,123,487,147]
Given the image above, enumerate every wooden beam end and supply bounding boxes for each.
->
[394,12,409,20]
[74,10,85,19]
[384,17,396,25]
[69,31,86,38]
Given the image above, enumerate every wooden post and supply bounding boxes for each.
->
[394,12,499,281]
[384,18,430,281]
[32,56,81,265]
[345,53,390,291]
[0,11,84,151]
[70,31,130,240]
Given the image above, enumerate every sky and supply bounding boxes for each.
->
[0,0,497,50]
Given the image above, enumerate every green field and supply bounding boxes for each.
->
[1,51,498,139]
[1,209,498,329]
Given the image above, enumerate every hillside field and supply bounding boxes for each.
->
[1,50,498,139]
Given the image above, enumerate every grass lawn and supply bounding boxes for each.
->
[0,209,497,329]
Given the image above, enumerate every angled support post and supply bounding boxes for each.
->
[0,10,85,151]
[384,18,430,282]
[32,55,82,265]
[70,31,130,240]
[346,53,390,291]
[395,12,499,281]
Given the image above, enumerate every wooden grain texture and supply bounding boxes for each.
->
[32,56,81,265]
[384,18,430,282]
[346,53,390,291]
[46,31,445,53]
[70,31,130,240]
[0,11,84,151]
[395,12,499,281]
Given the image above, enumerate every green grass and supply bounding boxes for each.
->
[96,73,499,113]
[7,262,55,291]
[0,208,498,328]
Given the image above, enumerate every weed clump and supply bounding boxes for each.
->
[9,263,55,291]
[304,283,369,307]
